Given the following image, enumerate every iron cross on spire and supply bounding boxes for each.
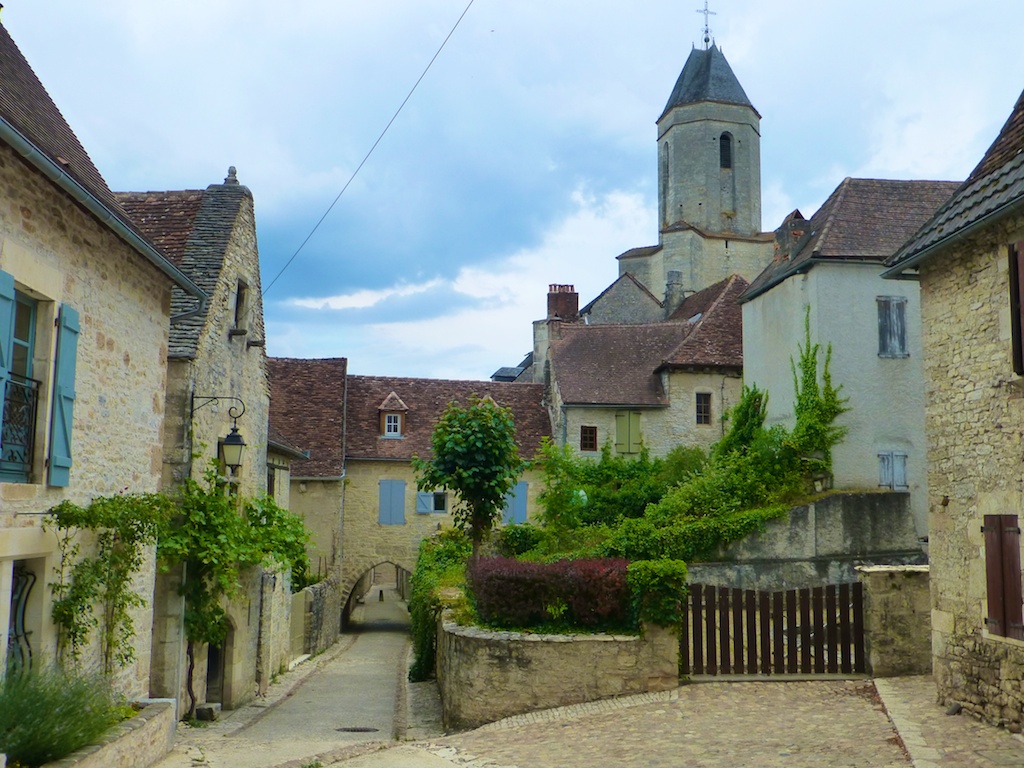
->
[696,0,716,49]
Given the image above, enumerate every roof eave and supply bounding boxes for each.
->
[883,197,1024,278]
[0,116,207,304]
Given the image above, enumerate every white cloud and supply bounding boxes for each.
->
[272,187,655,378]
[291,279,445,311]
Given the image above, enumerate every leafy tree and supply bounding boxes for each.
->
[413,395,525,558]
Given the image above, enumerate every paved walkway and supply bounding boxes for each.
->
[151,587,1024,768]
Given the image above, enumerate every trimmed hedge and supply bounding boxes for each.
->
[468,556,630,631]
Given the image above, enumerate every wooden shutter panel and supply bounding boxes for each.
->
[416,492,432,514]
[893,453,908,489]
[984,514,1024,639]
[393,480,405,524]
[379,480,405,524]
[878,453,893,488]
[511,481,528,524]
[1010,244,1024,375]
[892,299,907,356]
[614,412,627,453]
[629,412,642,453]
[48,304,79,487]
[877,298,891,356]
[0,270,15,436]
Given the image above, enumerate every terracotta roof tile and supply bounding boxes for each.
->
[268,358,348,478]
[345,376,550,462]
[550,276,744,406]
[746,178,959,300]
[116,191,204,267]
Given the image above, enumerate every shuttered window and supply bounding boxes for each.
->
[983,514,1024,640]
[878,451,908,490]
[877,296,909,358]
[502,481,528,524]
[416,491,446,514]
[378,479,406,525]
[1010,242,1024,375]
[614,411,642,454]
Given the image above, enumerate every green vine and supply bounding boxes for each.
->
[157,465,311,718]
[46,492,172,673]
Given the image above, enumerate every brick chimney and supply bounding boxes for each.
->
[547,284,578,321]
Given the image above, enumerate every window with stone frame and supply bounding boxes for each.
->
[381,412,403,438]
[580,425,598,452]
[983,514,1024,640]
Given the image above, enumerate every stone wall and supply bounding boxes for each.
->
[300,575,342,655]
[40,700,175,768]
[918,209,1024,726]
[688,492,924,591]
[857,565,930,677]
[436,616,678,730]
[0,141,173,697]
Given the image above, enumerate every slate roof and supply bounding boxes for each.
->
[0,22,198,296]
[550,275,746,407]
[267,358,348,478]
[117,170,257,358]
[345,376,550,462]
[743,178,960,301]
[660,44,757,121]
[886,87,1024,274]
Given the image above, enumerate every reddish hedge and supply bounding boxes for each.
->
[467,556,630,630]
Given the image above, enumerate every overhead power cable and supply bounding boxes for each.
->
[263,0,476,296]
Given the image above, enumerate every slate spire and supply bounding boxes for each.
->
[660,44,756,121]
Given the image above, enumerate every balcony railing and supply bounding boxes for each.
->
[1,373,40,482]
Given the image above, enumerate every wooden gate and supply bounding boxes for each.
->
[680,583,865,676]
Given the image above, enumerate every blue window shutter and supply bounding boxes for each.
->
[48,304,79,487]
[416,492,432,514]
[893,452,908,490]
[503,481,528,524]
[380,480,405,524]
[878,452,893,489]
[0,270,15,435]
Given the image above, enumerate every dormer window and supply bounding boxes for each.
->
[377,390,409,439]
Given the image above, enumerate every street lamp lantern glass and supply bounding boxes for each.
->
[221,425,246,470]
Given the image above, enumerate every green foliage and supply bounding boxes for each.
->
[627,559,689,627]
[493,522,545,557]
[0,665,123,767]
[246,495,313,592]
[712,384,768,460]
[157,466,312,717]
[536,440,695,530]
[46,492,172,672]
[413,395,525,556]
[408,529,472,682]
[789,309,849,474]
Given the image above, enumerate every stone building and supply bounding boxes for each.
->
[741,177,959,540]
[539,276,746,457]
[884,86,1024,726]
[269,361,551,621]
[0,21,204,698]
[118,170,288,711]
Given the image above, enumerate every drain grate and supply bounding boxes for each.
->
[336,726,379,733]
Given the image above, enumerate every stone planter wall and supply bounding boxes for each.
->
[40,700,175,768]
[436,615,678,730]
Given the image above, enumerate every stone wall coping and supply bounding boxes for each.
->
[441,620,640,643]
[41,700,174,768]
[856,565,930,574]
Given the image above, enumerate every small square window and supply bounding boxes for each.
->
[580,425,598,452]
[384,413,402,437]
[433,492,447,513]
[696,392,712,425]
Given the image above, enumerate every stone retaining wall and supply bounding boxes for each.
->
[436,616,678,730]
[41,700,175,768]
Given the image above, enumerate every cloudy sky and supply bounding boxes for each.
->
[6,1,1023,379]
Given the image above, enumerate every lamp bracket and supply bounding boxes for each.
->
[191,394,246,424]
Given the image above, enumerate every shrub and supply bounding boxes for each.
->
[627,559,689,628]
[468,556,631,631]
[494,523,544,557]
[408,529,472,681]
[0,665,122,767]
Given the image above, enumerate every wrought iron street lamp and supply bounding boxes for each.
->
[190,394,247,471]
